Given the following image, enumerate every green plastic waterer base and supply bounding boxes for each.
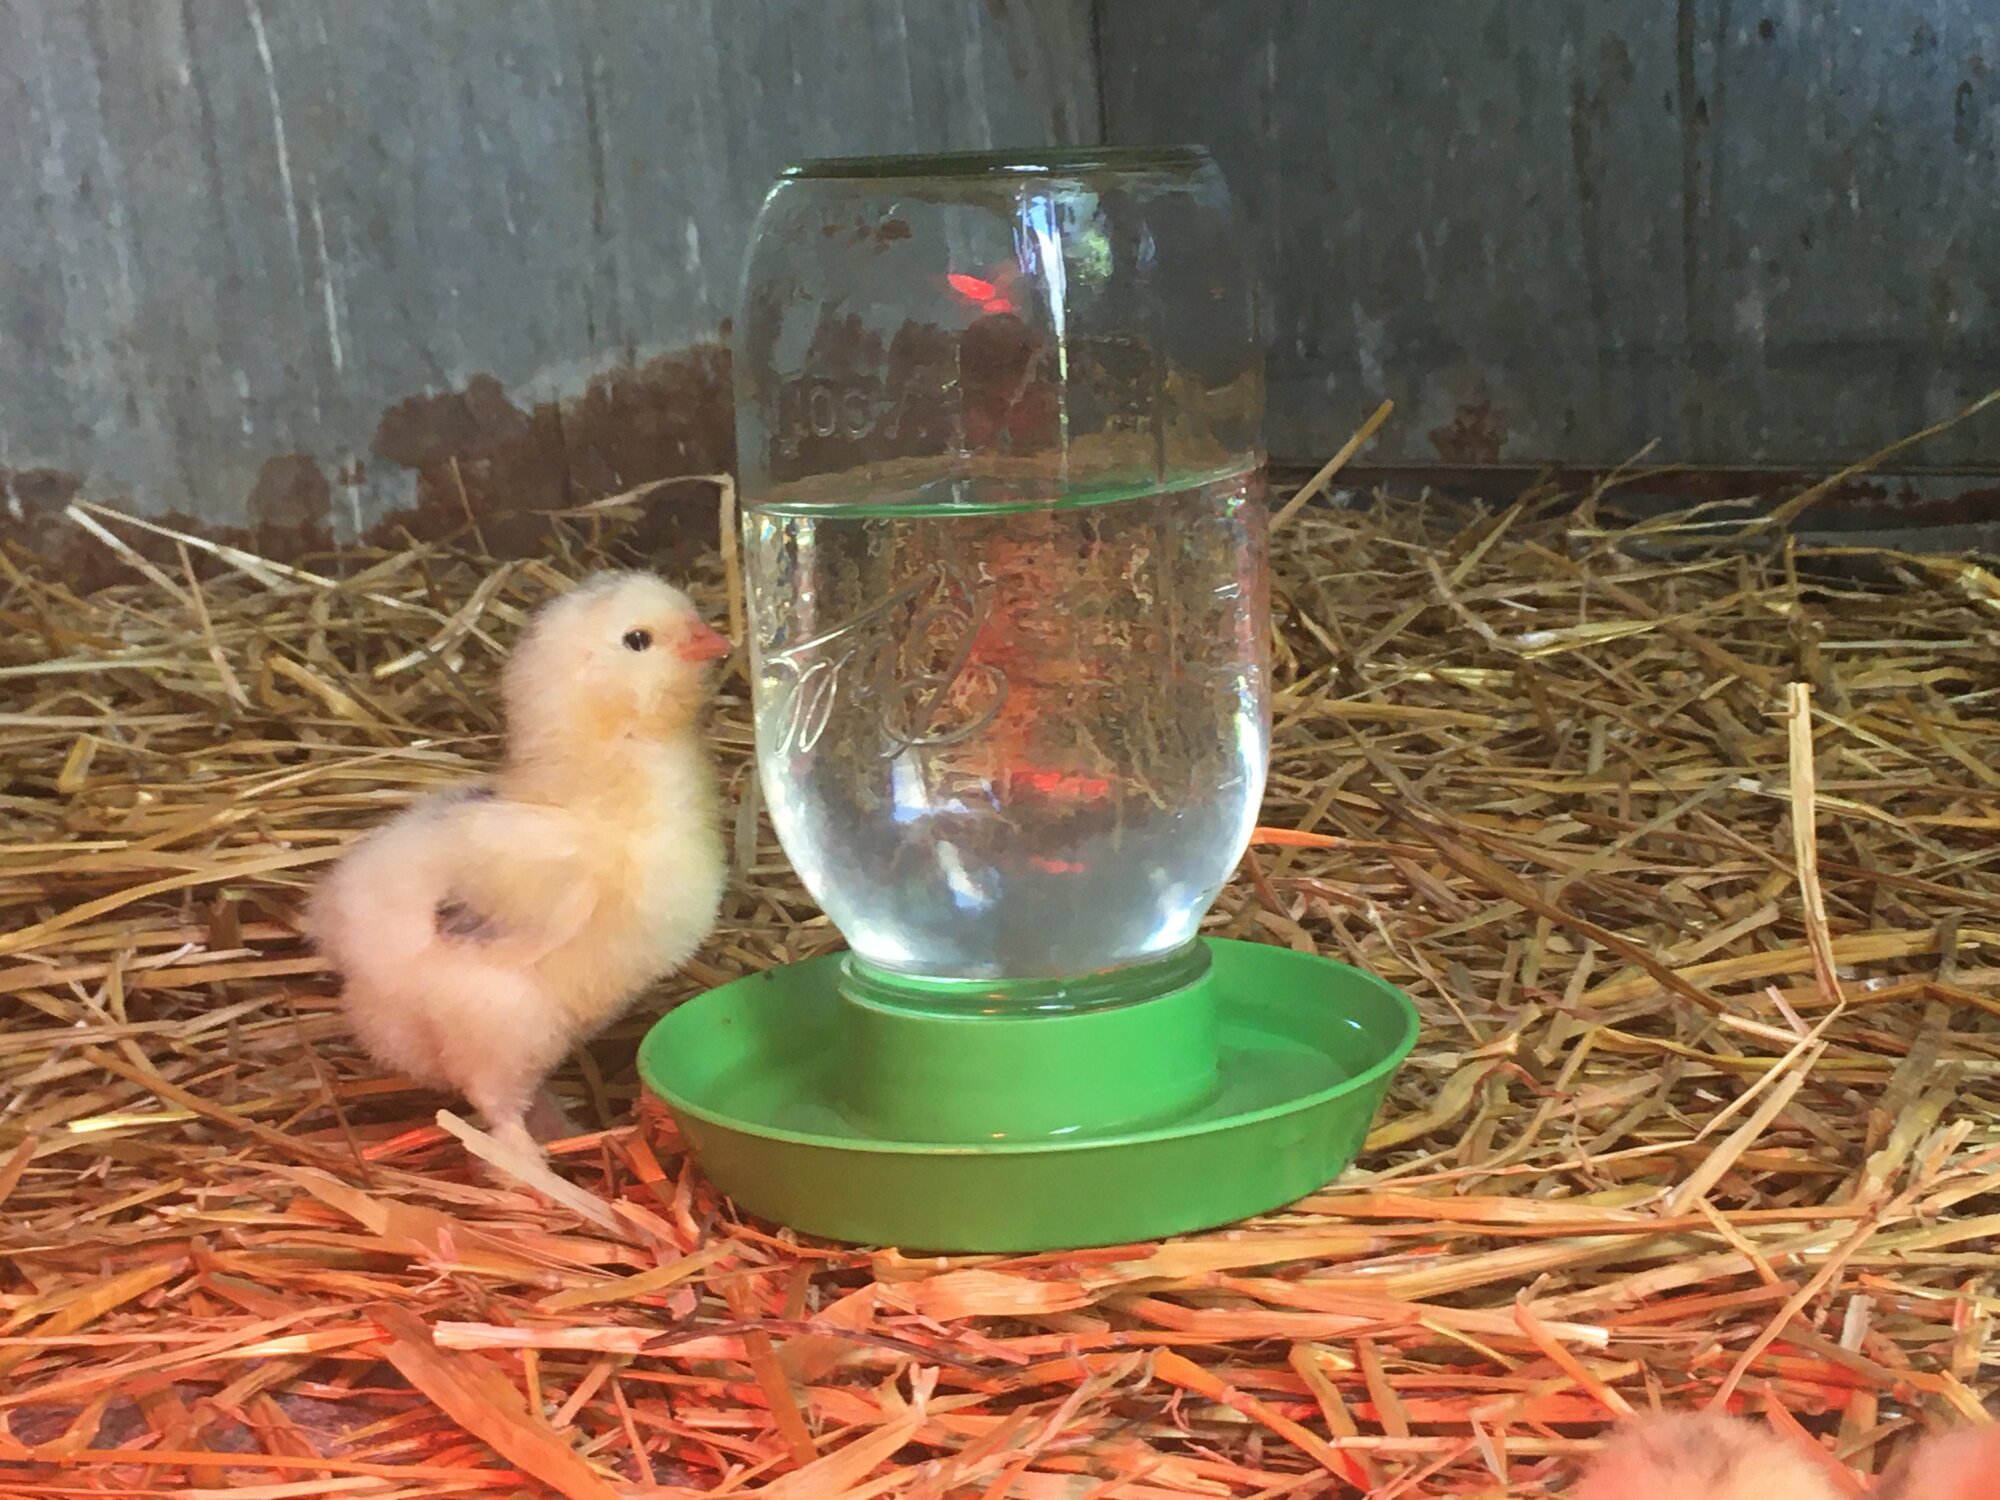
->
[638,938,1419,1252]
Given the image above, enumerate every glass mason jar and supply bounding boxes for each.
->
[735,147,1269,1014]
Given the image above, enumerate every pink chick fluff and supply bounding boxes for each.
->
[308,571,731,1158]
[1873,1424,2000,1500]
[1572,1414,1843,1500]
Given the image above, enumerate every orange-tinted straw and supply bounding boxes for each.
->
[1249,826,1343,849]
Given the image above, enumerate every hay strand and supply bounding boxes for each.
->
[1,463,1996,1496]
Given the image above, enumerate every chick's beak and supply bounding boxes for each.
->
[678,620,733,664]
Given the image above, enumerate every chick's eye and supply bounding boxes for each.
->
[622,628,653,652]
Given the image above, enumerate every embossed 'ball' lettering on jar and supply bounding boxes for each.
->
[737,147,1270,1014]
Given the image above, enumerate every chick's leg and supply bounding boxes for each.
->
[484,1113,541,1161]
[456,1059,535,1156]
[430,966,574,1162]
[464,1061,558,1160]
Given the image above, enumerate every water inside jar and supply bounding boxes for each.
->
[745,465,1270,1009]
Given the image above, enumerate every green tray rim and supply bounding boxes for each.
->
[639,938,1421,1157]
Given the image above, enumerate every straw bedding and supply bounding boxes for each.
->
[1,478,1995,1497]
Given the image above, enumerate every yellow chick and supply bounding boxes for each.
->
[308,571,731,1158]
[1573,1414,1843,1500]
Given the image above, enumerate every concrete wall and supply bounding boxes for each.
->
[0,0,1096,550]
[8,0,1999,548]
[1101,0,2000,472]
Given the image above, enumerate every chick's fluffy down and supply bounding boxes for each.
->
[1573,1415,1842,1500]
[308,766,723,1131]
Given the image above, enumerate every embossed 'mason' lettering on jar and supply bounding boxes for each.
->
[760,561,1007,760]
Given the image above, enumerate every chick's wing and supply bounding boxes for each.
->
[429,799,601,965]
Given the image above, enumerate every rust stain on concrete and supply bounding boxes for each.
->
[1428,401,1511,465]
[0,341,737,590]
